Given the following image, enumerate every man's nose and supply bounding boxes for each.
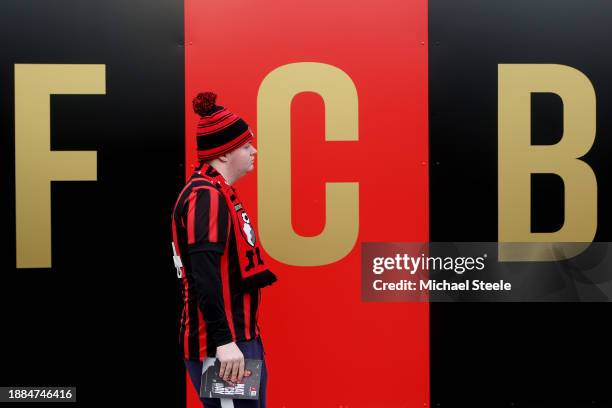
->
[251,146,257,155]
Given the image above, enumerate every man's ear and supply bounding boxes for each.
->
[217,153,229,163]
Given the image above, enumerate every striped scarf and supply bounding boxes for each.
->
[197,163,278,291]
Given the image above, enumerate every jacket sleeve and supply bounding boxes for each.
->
[185,187,233,347]
[190,250,233,347]
[186,187,230,255]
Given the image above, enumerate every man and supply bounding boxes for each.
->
[171,92,278,408]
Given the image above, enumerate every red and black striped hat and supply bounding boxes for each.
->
[192,92,253,161]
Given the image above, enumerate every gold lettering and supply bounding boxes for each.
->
[15,64,105,268]
[257,62,359,266]
[498,64,597,261]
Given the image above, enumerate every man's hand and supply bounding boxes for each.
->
[216,342,250,385]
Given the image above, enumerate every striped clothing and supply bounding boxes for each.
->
[196,105,253,161]
[171,169,261,361]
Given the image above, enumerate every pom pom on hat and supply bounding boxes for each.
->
[193,92,218,117]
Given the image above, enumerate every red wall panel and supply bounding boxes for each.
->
[185,1,429,406]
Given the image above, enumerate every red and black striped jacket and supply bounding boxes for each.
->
[171,169,261,361]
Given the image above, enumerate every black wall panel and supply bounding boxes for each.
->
[430,1,612,406]
[0,1,185,406]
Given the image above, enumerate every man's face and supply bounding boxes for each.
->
[226,141,257,177]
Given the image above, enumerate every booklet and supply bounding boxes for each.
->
[200,359,262,400]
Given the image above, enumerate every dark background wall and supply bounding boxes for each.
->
[430,1,612,406]
[0,1,185,406]
[1,0,611,407]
